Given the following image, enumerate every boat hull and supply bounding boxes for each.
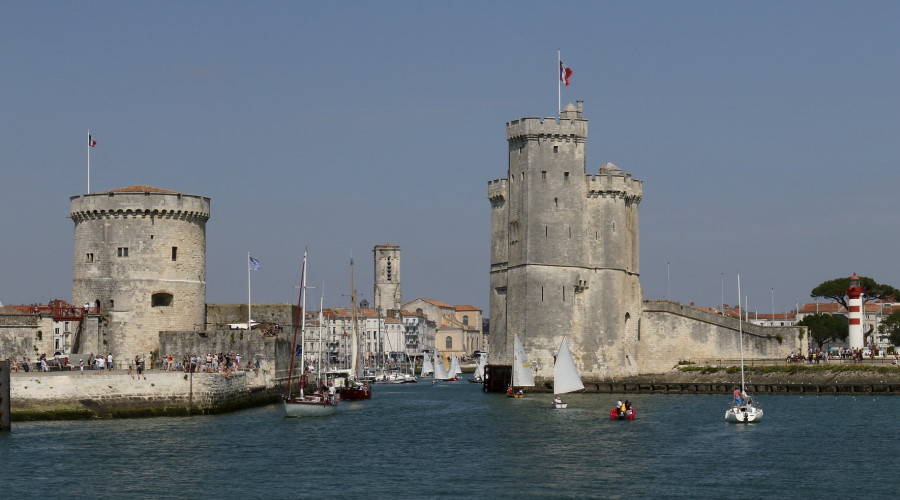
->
[725,405,763,423]
[340,385,372,400]
[609,408,636,421]
[283,398,338,417]
[551,401,568,409]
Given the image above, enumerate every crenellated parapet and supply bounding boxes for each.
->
[69,188,210,222]
[506,116,587,144]
[487,178,508,207]
[587,162,643,203]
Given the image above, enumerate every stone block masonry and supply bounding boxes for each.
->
[9,370,279,419]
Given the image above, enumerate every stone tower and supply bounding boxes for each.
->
[70,185,210,363]
[487,102,643,381]
[373,244,401,317]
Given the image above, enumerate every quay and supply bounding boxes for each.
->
[6,367,282,420]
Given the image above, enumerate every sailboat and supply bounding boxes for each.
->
[550,337,584,409]
[420,352,434,378]
[283,249,338,417]
[448,354,463,381]
[508,335,535,397]
[339,258,372,400]
[725,274,763,423]
[432,349,453,382]
[468,352,487,383]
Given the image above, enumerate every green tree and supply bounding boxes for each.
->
[796,313,849,349]
[879,310,900,347]
[810,276,899,309]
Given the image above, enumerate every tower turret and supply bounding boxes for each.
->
[847,273,864,349]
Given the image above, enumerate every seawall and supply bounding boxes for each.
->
[10,369,282,420]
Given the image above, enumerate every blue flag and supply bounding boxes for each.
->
[295,345,303,357]
[249,256,261,270]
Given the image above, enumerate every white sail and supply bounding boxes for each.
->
[553,338,584,395]
[449,354,463,376]
[433,351,451,381]
[473,353,486,380]
[512,335,535,387]
[421,353,434,376]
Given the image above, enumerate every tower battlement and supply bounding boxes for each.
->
[587,163,643,202]
[506,116,588,142]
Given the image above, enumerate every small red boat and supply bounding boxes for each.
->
[610,407,636,421]
[340,381,372,400]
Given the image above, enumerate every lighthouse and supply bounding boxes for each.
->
[847,273,864,349]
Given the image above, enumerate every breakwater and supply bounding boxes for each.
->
[9,369,282,420]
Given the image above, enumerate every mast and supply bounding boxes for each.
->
[318,287,325,383]
[738,273,745,392]
[284,249,308,400]
[299,249,309,398]
[350,258,359,381]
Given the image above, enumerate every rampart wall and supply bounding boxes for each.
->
[637,300,804,374]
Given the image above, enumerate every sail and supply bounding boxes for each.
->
[553,338,584,395]
[473,354,486,380]
[433,351,451,380]
[421,353,434,376]
[512,335,535,387]
[449,354,463,376]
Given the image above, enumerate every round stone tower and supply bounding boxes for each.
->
[488,102,643,381]
[70,185,210,363]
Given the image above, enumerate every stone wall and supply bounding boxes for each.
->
[637,300,803,375]
[0,310,55,361]
[9,369,279,419]
[158,329,289,377]
[206,303,295,329]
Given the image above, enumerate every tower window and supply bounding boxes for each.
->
[542,171,546,180]
[564,172,569,180]
[171,247,178,261]
[117,247,129,257]
[86,253,94,263]
[553,146,559,153]
[152,292,173,307]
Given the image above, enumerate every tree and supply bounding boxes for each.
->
[879,310,900,347]
[796,313,849,350]
[810,276,899,310]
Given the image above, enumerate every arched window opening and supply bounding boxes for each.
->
[445,336,453,349]
[152,292,174,307]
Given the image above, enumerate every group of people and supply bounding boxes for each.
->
[614,399,634,417]
[162,353,254,375]
[9,353,114,372]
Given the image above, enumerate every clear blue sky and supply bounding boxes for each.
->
[2,1,898,316]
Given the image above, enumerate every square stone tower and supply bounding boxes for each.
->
[487,102,643,381]
[373,244,401,317]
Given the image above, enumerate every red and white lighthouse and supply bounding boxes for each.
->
[847,273,864,349]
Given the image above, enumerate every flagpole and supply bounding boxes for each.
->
[248,252,252,329]
[87,129,91,193]
[557,50,561,117]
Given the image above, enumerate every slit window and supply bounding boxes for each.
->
[86,253,94,263]
[553,145,559,153]
[171,247,177,261]
[564,172,569,180]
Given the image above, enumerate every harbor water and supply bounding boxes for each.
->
[3,376,898,499]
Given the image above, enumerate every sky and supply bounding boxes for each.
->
[1,1,898,317]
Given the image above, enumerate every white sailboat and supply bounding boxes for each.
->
[283,249,338,417]
[725,274,764,423]
[420,352,434,378]
[432,349,453,381]
[508,334,535,397]
[449,354,463,379]
[468,352,487,383]
[551,337,584,409]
